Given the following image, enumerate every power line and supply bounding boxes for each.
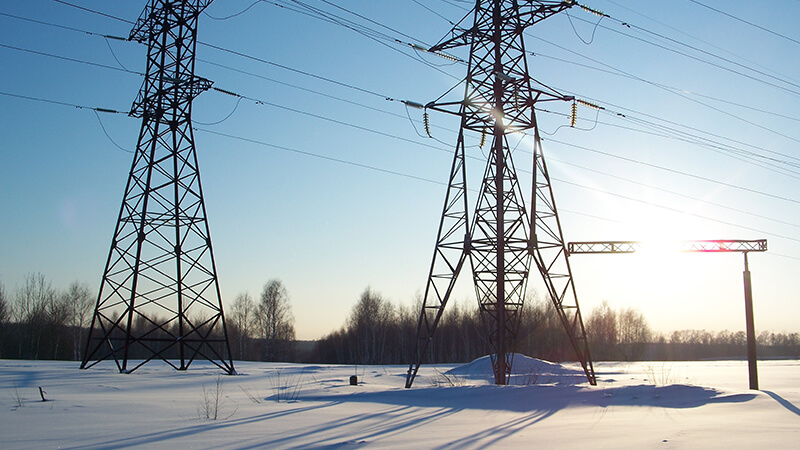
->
[207,74,800,211]
[211,81,800,229]
[0,42,143,76]
[602,0,800,85]
[316,0,429,46]
[196,57,457,138]
[204,0,262,21]
[410,4,800,170]
[0,10,458,141]
[563,7,800,97]
[686,0,800,47]
[93,110,133,153]
[50,0,134,25]
[0,90,125,114]
[528,44,800,125]
[6,85,800,256]
[206,86,453,155]
[9,14,800,203]
[543,136,800,206]
[554,176,800,244]
[25,1,797,175]
[1,90,131,153]
[537,103,800,181]
[196,126,800,254]
[198,41,388,100]
[193,96,243,126]
[195,127,447,187]
[410,0,455,26]
[1,8,404,102]
[15,1,800,244]
[552,87,800,171]
[193,52,800,208]
[548,155,800,231]
[0,11,128,40]
[211,72,800,213]
[263,0,462,77]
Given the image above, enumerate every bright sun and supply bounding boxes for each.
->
[619,210,720,291]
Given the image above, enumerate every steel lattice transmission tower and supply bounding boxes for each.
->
[81,0,235,374]
[406,0,595,387]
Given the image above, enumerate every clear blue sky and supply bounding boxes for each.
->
[1,0,799,340]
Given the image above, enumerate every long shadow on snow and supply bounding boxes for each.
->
[762,390,800,417]
[74,402,343,449]
[269,405,459,449]
[319,383,756,414]
[310,384,755,448]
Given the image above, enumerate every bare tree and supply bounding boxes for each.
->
[229,292,256,360]
[617,307,651,361]
[0,281,8,358]
[257,280,295,361]
[46,289,72,359]
[14,273,58,359]
[347,287,394,365]
[585,300,617,361]
[63,281,94,360]
[0,281,8,324]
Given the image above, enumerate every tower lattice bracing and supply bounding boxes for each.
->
[406,0,595,387]
[82,0,235,374]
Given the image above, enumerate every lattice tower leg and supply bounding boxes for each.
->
[405,130,470,388]
[530,129,596,385]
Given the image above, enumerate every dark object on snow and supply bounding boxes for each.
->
[39,387,47,402]
[349,375,358,386]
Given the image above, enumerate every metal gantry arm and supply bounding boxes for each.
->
[567,238,767,390]
[568,239,767,254]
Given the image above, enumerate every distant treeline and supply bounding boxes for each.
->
[307,293,800,364]
[1,274,798,364]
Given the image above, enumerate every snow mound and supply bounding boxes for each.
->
[445,354,586,385]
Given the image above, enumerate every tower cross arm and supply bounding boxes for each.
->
[427,8,476,53]
[517,1,577,28]
[130,0,215,43]
[428,1,575,53]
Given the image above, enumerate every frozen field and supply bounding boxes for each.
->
[1,357,798,448]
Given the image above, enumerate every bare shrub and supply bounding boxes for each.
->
[239,385,262,404]
[643,363,677,386]
[269,369,304,402]
[197,375,236,420]
[519,368,539,386]
[12,383,25,408]
[430,369,466,387]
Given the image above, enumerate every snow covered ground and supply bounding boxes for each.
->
[1,357,798,448]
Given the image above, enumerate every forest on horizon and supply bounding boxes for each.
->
[1,273,798,365]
